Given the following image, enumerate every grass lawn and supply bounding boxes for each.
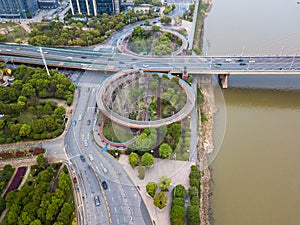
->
[18,111,37,124]
[102,122,135,143]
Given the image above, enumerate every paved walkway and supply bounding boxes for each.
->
[118,155,194,225]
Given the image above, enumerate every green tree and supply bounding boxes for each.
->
[19,124,31,137]
[129,152,139,167]
[188,186,198,198]
[37,154,48,169]
[30,219,42,225]
[172,184,186,198]
[152,25,161,32]
[171,197,184,208]
[159,176,171,191]
[187,205,200,225]
[153,192,167,209]
[159,143,173,158]
[141,152,154,167]
[58,172,72,193]
[170,205,185,224]
[146,182,158,198]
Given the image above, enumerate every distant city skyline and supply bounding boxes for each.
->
[70,0,120,16]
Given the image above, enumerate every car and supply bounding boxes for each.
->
[248,60,255,63]
[78,115,82,121]
[80,155,85,162]
[43,51,48,54]
[81,56,87,59]
[214,63,221,68]
[87,119,91,125]
[236,58,243,62]
[89,154,94,161]
[84,140,88,147]
[240,62,247,66]
[72,120,77,126]
[5,49,11,52]
[142,64,149,68]
[94,196,100,206]
[86,87,90,92]
[102,181,108,190]
[225,58,232,62]
[75,184,80,192]
[16,47,20,50]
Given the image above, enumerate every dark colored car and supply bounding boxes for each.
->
[80,155,86,162]
[102,181,108,190]
[87,119,91,126]
[81,56,87,59]
[240,62,247,66]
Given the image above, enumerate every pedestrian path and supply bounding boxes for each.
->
[118,155,194,225]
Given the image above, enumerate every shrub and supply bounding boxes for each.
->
[171,197,184,208]
[170,205,185,225]
[129,152,139,167]
[159,176,171,191]
[172,184,186,198]
[146,182,158,198]
[153,192,167,209]
[188,186,198,198]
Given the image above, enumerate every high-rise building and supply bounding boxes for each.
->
[38,0,59,9]
[70,0,120,16]
[0,0,38,19]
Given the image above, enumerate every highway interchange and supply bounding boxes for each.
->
[0,2,300,225]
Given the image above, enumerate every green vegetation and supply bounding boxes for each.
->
[160,16,172,25]
[153,192,167,209]
[159,143,172,158]
[181,4,195,22]
[0,22,27,43]
[159,176,171,191]
[0,165,15,214]
[128,27,180,55]
[1,164,75,225]
[133,0,162,6]
[129,152,139,167]
[187,165,201,225]
[102,122,134,143]
[170,185,186,225]
[28,10,158,46]
[192,0,211,54]
[163,4,176,15]
[141,152,154,168]
[197,87,208,122]
[146,182,158,198]
[0,65,74,144]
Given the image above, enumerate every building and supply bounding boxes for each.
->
[38,0,59,9]
[70,0,120,16]
[0,0,38,19]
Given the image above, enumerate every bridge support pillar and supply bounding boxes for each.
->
[218,74,229,89]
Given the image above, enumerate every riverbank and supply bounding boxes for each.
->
[192,0,212,54]
[191,0,213,224]
[196,75,215,225]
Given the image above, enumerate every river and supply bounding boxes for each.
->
[202,0,300,224]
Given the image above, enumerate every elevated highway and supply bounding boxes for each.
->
[1,43,300,88]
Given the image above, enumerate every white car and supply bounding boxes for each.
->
[249,60,255,63]
[84,140,88,147]
[142,64,149,68]
[78,115,82,121]
[225,58,232,62]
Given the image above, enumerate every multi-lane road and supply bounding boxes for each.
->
[64,71,152,225]
[1,43,300,74]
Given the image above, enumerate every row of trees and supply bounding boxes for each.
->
[170,184,186,225]
[0,65,74,143]
[3,163,74,225]
[187,165,201,225]
[29,9,158,47]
